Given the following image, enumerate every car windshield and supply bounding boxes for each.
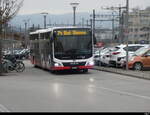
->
[99,47,117,54]
[112,47,120,52]
[123,46,143,52]
[101,48,110,53]
[135,47,149,56]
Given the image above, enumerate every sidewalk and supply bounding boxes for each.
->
[94,66,150,80]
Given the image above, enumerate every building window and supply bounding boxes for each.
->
[135,28,138,32]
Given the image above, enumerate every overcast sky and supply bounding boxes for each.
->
[18,0,150,15]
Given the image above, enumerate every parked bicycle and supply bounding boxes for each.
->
[1,59,9,73]
[3,55,25,73]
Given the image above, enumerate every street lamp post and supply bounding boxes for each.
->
[23,19,30,48]
[41,12,48,29]
[112,12,115,44]
[70,2,79,26]
[125,0,129,70]
[24,21,27,48]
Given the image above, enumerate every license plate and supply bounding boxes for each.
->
[72,67,78,69]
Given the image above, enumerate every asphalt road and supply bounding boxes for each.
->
[0,60,150,112]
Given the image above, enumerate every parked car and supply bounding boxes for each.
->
[15,49,30,60]
[2,50,11,55]
[127,47,150,70]
[109,44,149,67]
[94,47,116,66]
[94,48,104,66]
[3,49,30,60]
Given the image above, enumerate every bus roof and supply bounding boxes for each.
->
[30,29,50,35]
[49,26,90,30]
[30,26,91,35]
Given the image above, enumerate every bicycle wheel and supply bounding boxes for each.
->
[2,61,9,73]
[15,61,25,72]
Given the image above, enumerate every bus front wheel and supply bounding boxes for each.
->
[50,70,57,74]
[82,69,88,73]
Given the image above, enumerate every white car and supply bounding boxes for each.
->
[94,47,116,66]
[94,48,104,66]
[109,44,149,67]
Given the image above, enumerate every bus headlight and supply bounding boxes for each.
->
[54,63,62,67]
[87,60,95,66]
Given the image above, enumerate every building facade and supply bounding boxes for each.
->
[128,9,150,44]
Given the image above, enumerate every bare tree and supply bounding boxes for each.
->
[0,0,24,74]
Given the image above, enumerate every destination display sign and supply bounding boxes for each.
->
[56,30,88,36]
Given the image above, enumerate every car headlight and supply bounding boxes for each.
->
[54,63,62,67]
[118,57,126,61]
[121,57,126,59]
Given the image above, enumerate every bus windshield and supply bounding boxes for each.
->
[54,29,92,60]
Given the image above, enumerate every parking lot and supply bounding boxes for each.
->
[94,44,150,71]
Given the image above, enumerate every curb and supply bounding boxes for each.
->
[93,66,150,81]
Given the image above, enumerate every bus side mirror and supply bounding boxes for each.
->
[50,36,54,43]
[53,32,57,38]
[50,32,57,43]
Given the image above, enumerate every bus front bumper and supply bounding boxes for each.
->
[51,66,93,71]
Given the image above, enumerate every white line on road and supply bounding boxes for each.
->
[55,79,150,101]
[56,78,150,101]
[0,104,10,112]
[93,85,150,100]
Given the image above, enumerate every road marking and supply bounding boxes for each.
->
[54,78,150,101]
[0,104,10,112]
[94,86,150,100]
